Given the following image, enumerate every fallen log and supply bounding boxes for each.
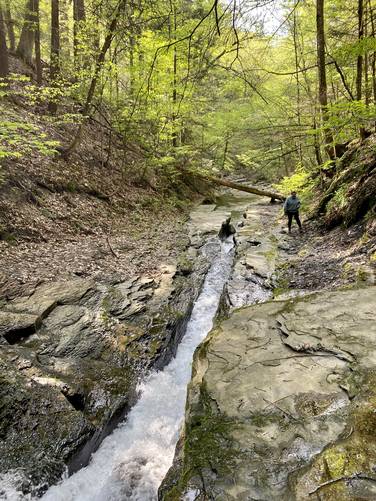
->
[178,168,286,201]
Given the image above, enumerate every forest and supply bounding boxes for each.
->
[0,0,375,188]
[0,0,375,500]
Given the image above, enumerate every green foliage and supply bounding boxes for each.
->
[336,37,376,60]
[0,74,80,107]
[274,165,315,208]
[0,114,60,160]
[1,0,376,203]
[326,101,376,142]
[326,185,349,212]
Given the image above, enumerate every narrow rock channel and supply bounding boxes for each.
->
[41,238,234,501]
[25,189,269,501]
[39,192,268,500]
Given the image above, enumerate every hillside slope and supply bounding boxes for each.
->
[318,134,376,231]
[0,77,211,300]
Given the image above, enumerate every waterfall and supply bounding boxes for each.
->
[41,238,234,501]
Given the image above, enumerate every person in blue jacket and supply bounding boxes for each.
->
[284,191,303,234]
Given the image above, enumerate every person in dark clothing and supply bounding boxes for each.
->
[284,191,303,234]
[219,216,236,243]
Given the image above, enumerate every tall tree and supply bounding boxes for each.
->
[0,1,9,78]
[73,0,85,69]
[48,0,60,113]
[316,0,334,159]
[292,7,302,163]
[172,4,178,147]
[17,0,37,65]
[356,0,364,101]
[369,0,376,106]
[34,0,42,84]
[4,0,15,52]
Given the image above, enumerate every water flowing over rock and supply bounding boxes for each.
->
[0,190,268,499]
[0,221,212,497]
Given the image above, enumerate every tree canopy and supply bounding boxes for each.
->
[0,0,375,188]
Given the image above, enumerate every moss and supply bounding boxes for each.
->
[358,232,370,246]
[295,371,376,498]
[263,247,277,264]
[356,266,369,283]
[341,262,354,280]
[273,261,290,298]
[176,253,194,276]
[66,180,78,192]
[297,248,309,258]
[163,383,240,499]
[273,275,290,298]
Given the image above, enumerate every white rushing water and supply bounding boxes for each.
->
[38,238,234,501]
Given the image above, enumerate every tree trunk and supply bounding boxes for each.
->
[4,0,15,52]
[16,0,36,65]
[172,5,178,147]
[0,3,9,78]
[316,0,335,160]
[293,6,303,163]
[313,117,323,166]
[357,0,367,138]
[34,0,42,84]
[62,0,126,157]
[48,0,60,113]
[73,0,85,69]
[356,0,364,101]
[60,0,70,61]
[222,134,229,168]
[179,168,285,201]
[368,0,376,115]
[364,1,369,106]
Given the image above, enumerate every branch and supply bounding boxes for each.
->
[309,473,376,496]
[106,236,119,259]
[327,52,355,100]
[215,64,269,103]
[255,61,336,76]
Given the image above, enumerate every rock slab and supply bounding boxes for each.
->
[160,286,376,500]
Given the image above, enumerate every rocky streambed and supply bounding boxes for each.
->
[3,187,374,501]
[160,202,376,500]
[0,189,269,499]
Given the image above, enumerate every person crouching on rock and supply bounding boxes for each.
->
[284,191,303,234]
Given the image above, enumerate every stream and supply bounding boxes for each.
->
[41,238,234,501]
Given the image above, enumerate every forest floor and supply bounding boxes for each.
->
[0,208,190,300]
[276,216,376,295]
[2,183,375,304]
[0,70,201,301]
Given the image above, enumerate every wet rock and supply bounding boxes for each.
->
[4,279,94,318]
[226,202,280,308]
[0,352,95,496]
[0,190,259,496]
[160,286,376,500]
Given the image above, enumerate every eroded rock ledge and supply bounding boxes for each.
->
[0,219,215,496]
[0,189,264,497]
[160,286,376,500]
